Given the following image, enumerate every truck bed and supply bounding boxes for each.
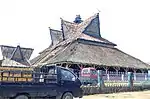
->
[0,66,83,99]
[0,82,59,98]
[0,69,58,83]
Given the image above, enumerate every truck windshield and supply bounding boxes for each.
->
[91,70,97,75]
[82,69,89,74]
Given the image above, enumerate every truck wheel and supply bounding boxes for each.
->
[61,92,73,99]
[14,95,29,99]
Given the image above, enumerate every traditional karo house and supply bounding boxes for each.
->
[31,13,150,74]
[0,45,33,70]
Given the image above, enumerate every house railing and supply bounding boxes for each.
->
[76,70,150,95]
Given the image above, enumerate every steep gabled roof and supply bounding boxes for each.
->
[1,45,33,66]
[31,13,150,69]
[60,13,116,46]
[39,13,116,56]
[49,28,63,46]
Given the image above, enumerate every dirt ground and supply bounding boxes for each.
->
[83,90,150,99]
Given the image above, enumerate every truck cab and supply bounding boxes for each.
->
[0,65,83,99]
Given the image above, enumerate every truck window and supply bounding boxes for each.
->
[82,69,89,74]
[48,68,57,74]
[91,69,97,75]
[61,69,76,81]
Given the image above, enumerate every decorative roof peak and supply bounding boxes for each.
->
[0,45,34,66]
[74,15,83,24]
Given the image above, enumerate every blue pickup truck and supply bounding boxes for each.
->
[0,65,83,99]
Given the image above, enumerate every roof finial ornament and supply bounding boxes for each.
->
[96,8,101,13]
[74,15,83,24]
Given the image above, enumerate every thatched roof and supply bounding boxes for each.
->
[31,13,150,69]
[1,58,30,67]
[31,39,150,69]
[49,28,63,47]
[0,45,33,66]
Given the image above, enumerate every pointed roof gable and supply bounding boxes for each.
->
[61,14,99,38]
[82,13,101,39]
[35,13,116,59]
[49,28,63,46]
[76,13,99,33]
[1,45,33,66]
[31,13,150,69]
[61,19,78,40]
[10,45,24,61]
[60,13,116,46]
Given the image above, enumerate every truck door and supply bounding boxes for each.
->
[60,68,81,97]
[34,66,58,97]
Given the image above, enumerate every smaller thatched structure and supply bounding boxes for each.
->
[0,45,33,68]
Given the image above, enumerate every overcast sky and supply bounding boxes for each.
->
[0,0,150,62]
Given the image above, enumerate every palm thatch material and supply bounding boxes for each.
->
[49,28,63,47]
[0,45,33,66]
[31,39,150,69]
[31,13,150,69]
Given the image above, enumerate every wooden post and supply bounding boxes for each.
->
[142,69,147,80]
[97,70,104,88]
[103,67,109,74]
[65,64,69,69]
[114,67,120,75]
[77,64,83,70]
[133,70,137,81]
[145,74,147,81]
[124,68,129,74]
[141,69,144,74]
[121,73,124,81]
[148,70,150,80]
[128,72,133,89]
[107,73,110,81]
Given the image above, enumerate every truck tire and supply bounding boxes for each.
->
[61,92,73,99]
[14,95,29,99]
